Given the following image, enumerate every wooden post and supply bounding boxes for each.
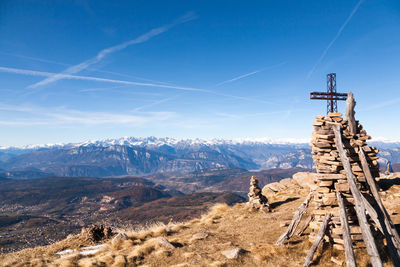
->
[336,191,357,267]
[331,123,383,267]
[361,195,384,234]
[346,92,357,135]
[358,148,400,265]
[297,215,313,236]
[276,192,313,245]
[304,213,331,267]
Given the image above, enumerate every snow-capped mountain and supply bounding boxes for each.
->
[0,136,399,178]
[0,136,310,150]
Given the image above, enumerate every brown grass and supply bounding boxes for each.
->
[1,177,399,267]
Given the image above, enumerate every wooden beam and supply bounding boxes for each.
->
[304,213,332,267]
[276,192,313,245]
[331,123,383,267]
[336,191,357,267]
[361,195,384,234]
[358,148,400,265]
[346,92,357,136]
[297,215,314,236]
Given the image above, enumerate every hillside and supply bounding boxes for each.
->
[144,167,309,195]
[1,172,399,266]
[0,176,244,253]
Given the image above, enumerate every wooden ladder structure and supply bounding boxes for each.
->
[276,92,400,267]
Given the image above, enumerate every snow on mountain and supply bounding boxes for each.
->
[0,136,311,151]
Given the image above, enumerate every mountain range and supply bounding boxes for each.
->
[0,136,399,178]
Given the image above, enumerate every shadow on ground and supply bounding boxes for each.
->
[378,178,400,190]
[270,197,299,209]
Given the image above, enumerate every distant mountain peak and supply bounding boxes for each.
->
[0,136,312,150]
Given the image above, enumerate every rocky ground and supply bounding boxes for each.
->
[1,172,399,267]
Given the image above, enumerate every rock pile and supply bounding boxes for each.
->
[311,112,380,178]
[81,224,114,242]
[309,112,380,250]
[248,176,270,212]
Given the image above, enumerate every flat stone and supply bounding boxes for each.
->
[156,237,175,249]
[221,248,243,259]
[279,178,293,187]
[264,182,285,192]
[292,172,317,189]
[191,232,209,241]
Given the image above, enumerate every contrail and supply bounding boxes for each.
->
[0,66,207,92]
[0,51,175,85]
[0,65,278,104]
[215,69,263,86]
[133,95,181,112]
[307,0,364,79]
[27,12,197,89]
[359,97,400,111]
[215,61,287,86]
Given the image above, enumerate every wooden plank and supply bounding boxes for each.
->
[304,213,332,267]
[337,191,357,267]
[276,192,313,245]
[331,123,383,267]
[358,148,400,265]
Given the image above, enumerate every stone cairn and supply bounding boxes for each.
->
[276,93,400,267]
[248,176,270,212]
[309,112,380,250]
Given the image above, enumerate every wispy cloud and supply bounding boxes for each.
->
[215,69,263,86]
[0,104,177,126]
[359,97,400,111]
[0,66,281,105]
[215,61,287,86]
[26,12,197,89]
[307,0,364,79]
[0,51,175,85]
[78,85,162,97]
[0,66,208,92]
[211,92,275,104]
[215,109,296,119]
[133,95,181,112]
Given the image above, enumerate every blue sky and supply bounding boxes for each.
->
[0,0,400,146]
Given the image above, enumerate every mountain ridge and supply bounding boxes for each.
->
[0,136,399,178]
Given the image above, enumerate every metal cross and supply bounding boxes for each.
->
[310,73,348,114]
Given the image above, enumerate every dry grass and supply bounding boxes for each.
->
[1,176,399,267]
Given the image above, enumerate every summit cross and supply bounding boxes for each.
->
[310,73,348,114]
